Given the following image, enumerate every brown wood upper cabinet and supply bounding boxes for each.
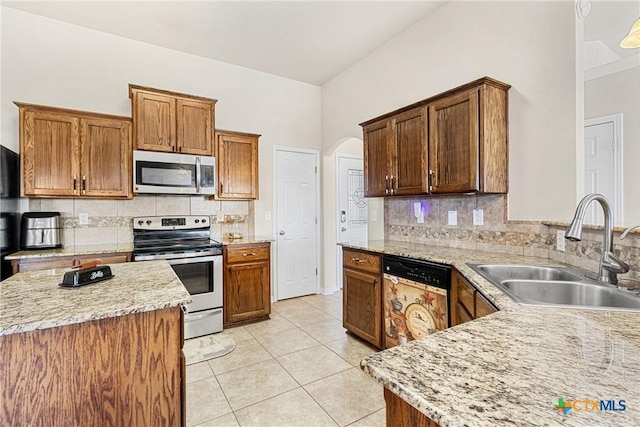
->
[215,130,260,200]
[16,103,132,199]
[361,77,510,197]
[363,107,428,197]
[129,85,216,156]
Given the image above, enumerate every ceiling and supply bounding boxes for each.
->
[2,0,446,85]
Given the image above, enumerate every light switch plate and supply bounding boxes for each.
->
[556,230,566,252]
[473,209,484,226]
[216,212,225,222]
[79,213,89,225]
[264,211,271,221]
[371,209,377,222]
[448,211,457,226]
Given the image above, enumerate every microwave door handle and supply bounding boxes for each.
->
[196,157,201,193]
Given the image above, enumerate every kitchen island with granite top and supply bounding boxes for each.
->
[0,260,191,426]
[342,240,640,427]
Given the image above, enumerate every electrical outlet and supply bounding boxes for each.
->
[473,209,484,226]
[79,213,89,225]
[264,211,271,221]
[448,211,457,226]
[556,230,566,252]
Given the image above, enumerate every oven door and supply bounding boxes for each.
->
[167,255,222,312]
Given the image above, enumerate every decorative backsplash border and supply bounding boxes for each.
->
[27,196,254,246]
[385,194,640,282]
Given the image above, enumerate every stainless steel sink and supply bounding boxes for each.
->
[467,263,640,312]
[474,264,582,282]
[501,280,640,310]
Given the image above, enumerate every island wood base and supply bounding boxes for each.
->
[0,307,184,426]
[384,387,442,427]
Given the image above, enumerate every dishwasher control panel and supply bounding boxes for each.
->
[383,256,451,289]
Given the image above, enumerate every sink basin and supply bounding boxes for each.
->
[467,263,640,312]
[474,264,582,282]
[501,280,640,310]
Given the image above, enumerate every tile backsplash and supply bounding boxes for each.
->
[27,196,253,246]
[385,194,640,282]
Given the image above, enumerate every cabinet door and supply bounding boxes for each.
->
[133,91,176,152]
[80,117,132,198]
[363,120,392,197]
[343,268,381,347]
[393,107,428,195]
[224,261,270,325]
[176,98,213,155]
[475,292,498,319]
[21,110,80,197]
[428,89,479,193]
[216,132,259,199]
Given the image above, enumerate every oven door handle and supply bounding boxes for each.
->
[167,255,221,266]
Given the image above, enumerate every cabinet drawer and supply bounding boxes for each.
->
[226,244,270,264]
[475,292,498,318]
[343,249,381,274]
[456,274,476,316]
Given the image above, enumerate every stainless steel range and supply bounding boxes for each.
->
[132,215,223,339]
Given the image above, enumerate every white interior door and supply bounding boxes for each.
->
[275,149,318,300]
[584,114,622,225]
[336,155,368,290]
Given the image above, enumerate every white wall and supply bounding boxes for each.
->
[0,7,322,238]
[585,66,640,225]
[322,1,577,222]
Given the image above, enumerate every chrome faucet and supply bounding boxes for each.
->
[621,224,640,240]
[565,193,629,284]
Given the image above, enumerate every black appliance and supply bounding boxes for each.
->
[1,146,20,280]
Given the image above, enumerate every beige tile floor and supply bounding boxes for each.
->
[186,291,386,427]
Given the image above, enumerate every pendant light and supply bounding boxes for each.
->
[620,17,640,48]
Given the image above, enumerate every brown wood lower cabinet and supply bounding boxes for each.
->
[223,242,271,327]
[342,248,382,348]
[384,388,442,427]
[11,252,131,274]
[451,270,498,326]
[0,306,184,426]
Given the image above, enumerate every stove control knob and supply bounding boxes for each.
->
[201,218,207,223]
[146,220,152,225]
[137,220,143,226]
[195,219,200,223]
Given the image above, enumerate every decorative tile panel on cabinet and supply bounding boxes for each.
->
[16,103,132,199]
[215,130,260,200]
[129,84,216,156]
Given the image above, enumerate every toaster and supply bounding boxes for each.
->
[20,212,63,250]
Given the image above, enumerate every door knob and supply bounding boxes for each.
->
[279,230,285,235]
[341,227,347,232]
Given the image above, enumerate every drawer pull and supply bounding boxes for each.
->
[351,258,363,263]
[242,252,256,257]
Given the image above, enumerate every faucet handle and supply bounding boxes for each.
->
[621,225,640,240]
[602,251,630,275]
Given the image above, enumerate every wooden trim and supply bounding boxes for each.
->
[359,76,510,127]
[14,102,132,121]
[215,129,262,138]
[128,84,218,104]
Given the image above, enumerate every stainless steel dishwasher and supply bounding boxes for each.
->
[383,256,451,348]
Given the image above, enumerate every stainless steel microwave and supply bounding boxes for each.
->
[133,150,216,195]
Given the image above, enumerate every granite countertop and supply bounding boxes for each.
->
[6,243,134,260]
[343,240,640,426]
[0,260,191,336]
[221,235,274,245]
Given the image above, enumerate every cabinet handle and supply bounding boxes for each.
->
[242,253,256,257]
[220,182,223,194]
[351,258,362,263]
[178,146,182,153]
[390,174,395,195]
[82,176,86,194]
[73,176,77,194]
[172,145,176,152]
[429,170,434,192]
[373,279,378,286]
[385,175,389,194]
